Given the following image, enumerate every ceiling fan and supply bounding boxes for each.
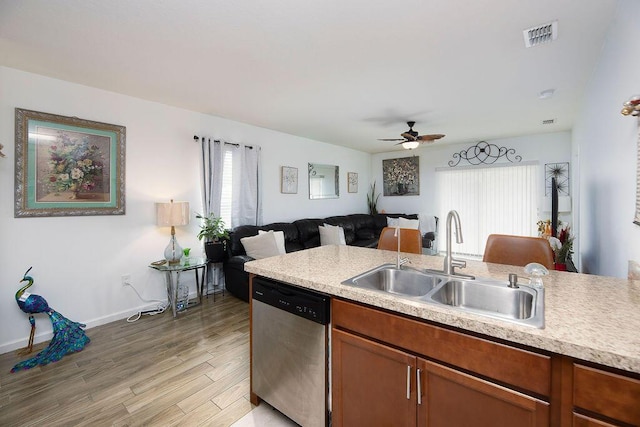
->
[378,121,445,149]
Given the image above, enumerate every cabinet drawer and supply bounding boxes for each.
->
[332,298,550,397]
[573,364,640,425]
[572,413,618,427]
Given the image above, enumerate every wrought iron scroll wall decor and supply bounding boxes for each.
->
[448,141,522,167]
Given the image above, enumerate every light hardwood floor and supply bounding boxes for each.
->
[0,293,254,426]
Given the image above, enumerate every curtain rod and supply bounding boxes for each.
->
[193,135,253,149]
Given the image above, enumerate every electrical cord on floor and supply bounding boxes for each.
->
[125,282,167,322]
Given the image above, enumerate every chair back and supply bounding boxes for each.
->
[483,234,555,269]
[377,227,422,254]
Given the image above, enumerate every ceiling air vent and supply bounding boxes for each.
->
[523,21,558,48]
[542,119,556,125]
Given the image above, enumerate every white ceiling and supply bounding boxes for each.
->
[0,0,618,153]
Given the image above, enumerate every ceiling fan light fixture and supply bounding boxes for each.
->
[402,140,420,150]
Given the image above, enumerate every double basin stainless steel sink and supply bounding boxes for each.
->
[342,264,544,328]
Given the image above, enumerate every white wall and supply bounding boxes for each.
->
[573,0,640,278]
[371,132,572,222]
[0,66,370,353]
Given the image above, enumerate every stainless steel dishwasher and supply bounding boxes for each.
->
[251,277,330,427]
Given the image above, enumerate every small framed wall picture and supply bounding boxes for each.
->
[348,172,358,193]
[281,166,298,194]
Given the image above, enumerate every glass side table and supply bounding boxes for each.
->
[149,257,209,318]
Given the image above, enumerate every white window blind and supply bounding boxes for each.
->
[436,162,539,257]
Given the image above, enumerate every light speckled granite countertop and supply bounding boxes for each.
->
[245,245,640,374]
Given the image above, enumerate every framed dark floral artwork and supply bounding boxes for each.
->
[383,156,419,196]
[14,108,126,217]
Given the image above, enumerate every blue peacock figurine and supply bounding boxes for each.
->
[11,267,90,372]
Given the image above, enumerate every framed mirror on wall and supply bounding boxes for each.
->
[308,163,339,199]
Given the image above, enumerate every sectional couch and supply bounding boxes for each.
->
[223,213,420,302]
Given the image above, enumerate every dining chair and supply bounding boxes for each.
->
[377,227,423,254]
[483,234,555,269]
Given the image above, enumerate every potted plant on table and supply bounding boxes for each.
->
[196,212,229,262]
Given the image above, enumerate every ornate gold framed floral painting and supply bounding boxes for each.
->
[14,108,126,217]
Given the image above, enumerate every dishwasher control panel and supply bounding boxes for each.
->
[252,277,330,325]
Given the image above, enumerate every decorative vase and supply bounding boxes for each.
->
[554,262,567,271]
[397,183,407,194]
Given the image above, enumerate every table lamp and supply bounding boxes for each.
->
[156,199,190,264]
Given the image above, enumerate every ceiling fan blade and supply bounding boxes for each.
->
[378,138,405,141]
[401,133,417,141]
[417,134,445,141]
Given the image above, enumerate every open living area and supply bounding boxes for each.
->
[1,0,639,426]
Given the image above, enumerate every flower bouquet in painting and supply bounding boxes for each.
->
[47,133,105,199]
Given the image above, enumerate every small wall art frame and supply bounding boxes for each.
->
[347,172,358,193]
[14,108,126,217]
[281,166,298,194]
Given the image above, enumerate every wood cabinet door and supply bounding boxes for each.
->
[417,358,549,427]
[332,329,417,427]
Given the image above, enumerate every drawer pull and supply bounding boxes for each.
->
[417,368,422,405]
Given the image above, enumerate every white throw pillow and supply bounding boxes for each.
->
[241,231,282,259]
[387,216,420,230]
[399,217,420,230]
[259,230,286,254]
[319,224,346,245]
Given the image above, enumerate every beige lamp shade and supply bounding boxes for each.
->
[156,200,190,264]
[156,200,190,227]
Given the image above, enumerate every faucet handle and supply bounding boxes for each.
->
[451,258,466,269]
[508,273,519,288]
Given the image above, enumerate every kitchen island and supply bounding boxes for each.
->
[245,245,640,426]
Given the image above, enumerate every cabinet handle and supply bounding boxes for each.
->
[406,365,411,400]
[417,368,422,405]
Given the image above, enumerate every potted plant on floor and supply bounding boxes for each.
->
[196,212,230,262]
[367,181,380,215]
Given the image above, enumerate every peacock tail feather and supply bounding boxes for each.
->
[11,310,90,373]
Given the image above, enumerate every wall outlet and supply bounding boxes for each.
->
[121,274,131,287]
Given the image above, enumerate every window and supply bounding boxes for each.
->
[200,139,261,230]
[436,162,539,257]
[219,149,233,228]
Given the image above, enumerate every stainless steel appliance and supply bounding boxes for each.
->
[251,277,330,427]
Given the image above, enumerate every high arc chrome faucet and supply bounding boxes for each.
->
[394,226,410,269]
[443,210,467,276]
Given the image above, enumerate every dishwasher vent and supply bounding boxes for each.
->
[523,21,558,48]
